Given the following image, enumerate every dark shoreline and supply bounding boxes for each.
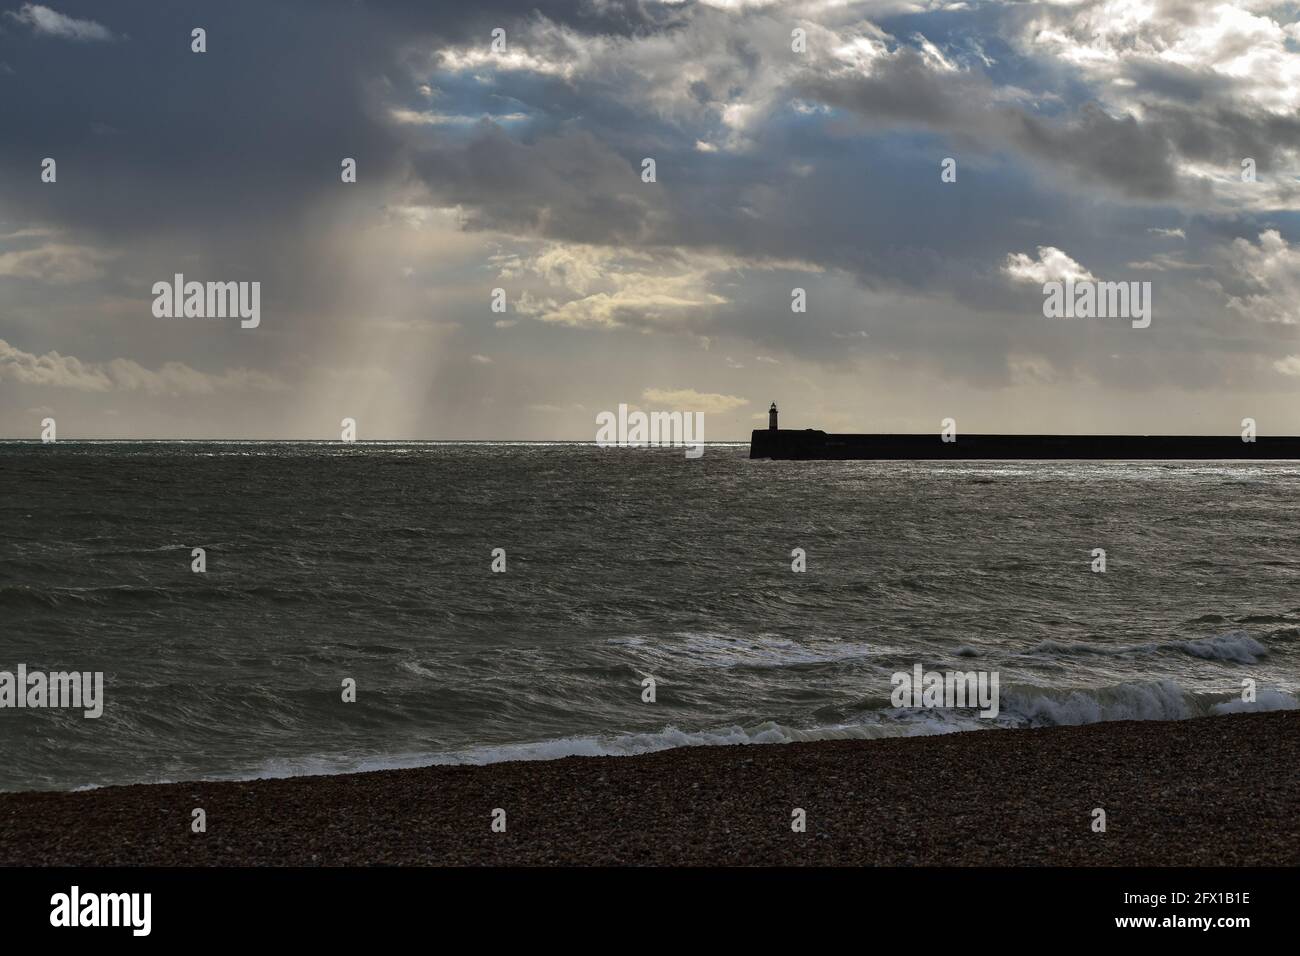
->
[1,712,1295,866]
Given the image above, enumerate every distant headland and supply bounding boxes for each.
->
[750,403,1300,460]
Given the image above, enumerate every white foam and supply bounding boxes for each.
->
[1003,679,1199,725]
[226,716,967,783]
[1175,633,1268,663]
[1211,689,1298,714]
[1023,632,1269,663]
[398,718,962,766]
[184,680,1300,787]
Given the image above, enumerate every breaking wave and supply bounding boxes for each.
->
[210,679,1297,785]
[1023,632,1270,664]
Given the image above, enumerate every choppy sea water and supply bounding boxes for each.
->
[1,441,1297,792]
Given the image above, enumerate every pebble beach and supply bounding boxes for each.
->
[2,711,1294,867]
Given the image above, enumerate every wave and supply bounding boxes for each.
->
[203,678,1297,786]
[234,718,969,782]
[1210,689,1299,714]
[1175,634,1268,663]
[1004,679,1197,725]
[1023,631,1270,664]
[606,632,883,670]
[1002,679,1296,726]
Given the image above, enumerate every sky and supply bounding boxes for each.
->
[3,0,1300,439]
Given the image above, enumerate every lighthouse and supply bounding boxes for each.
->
[769,402,778,431]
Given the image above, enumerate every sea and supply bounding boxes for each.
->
[2,441,1297,792]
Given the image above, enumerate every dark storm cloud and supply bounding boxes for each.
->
[4,0,1300,438]
[411,124,656,245]
[3,0,1295,277]
[1152,102,1300,179]
[1010,104,1183,200]
[0,0,687,341]
[793,51,1193,202]
[2,2,384,235]
[788,1,1300,206]
[0,0,667,238]
[398,65,1145,319]
[1,0,1248,312]
[796,46,970,127]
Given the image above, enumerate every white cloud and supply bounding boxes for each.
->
[532,285,727,328]
[0,339,284,395]
[1273,355,1300,376]
[0,242,112,283]
[1223,229,1300,324]
[388,108,528,126]
[1018,0,1300,115]
[523,245,610,296]
[503,242,820,330]
[1003,246,1095,284]
[5,4,114,42]
[640,387,748,414]
[0,339,109,390]
[508,245,727,328]
[433,21,589,79]
[422,11,892,153]
[1126,252,1204,272]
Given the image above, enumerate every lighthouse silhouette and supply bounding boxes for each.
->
[769,402,778,431]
